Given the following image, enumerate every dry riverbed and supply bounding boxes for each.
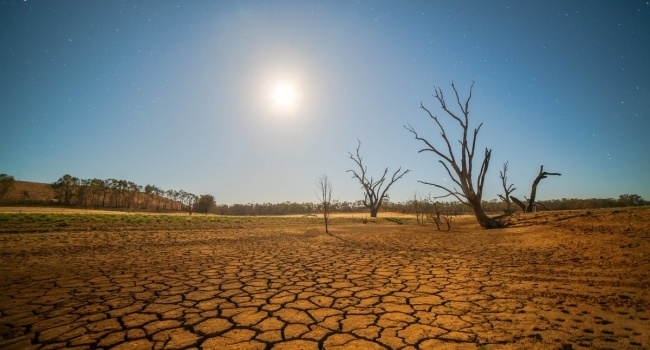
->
[0,208,649,349]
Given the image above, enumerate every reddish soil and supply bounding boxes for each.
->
[0,207,648,349]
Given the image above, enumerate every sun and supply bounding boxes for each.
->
[271,81,299,112]
[272,83,296,106]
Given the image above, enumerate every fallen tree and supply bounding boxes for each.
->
[511,165,561,212]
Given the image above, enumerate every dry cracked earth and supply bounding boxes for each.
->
[0,208,649,349]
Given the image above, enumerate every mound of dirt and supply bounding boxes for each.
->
[1,181,56,203]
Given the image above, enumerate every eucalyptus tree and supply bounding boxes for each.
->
[118,180,130,207]
[186,192,198,215]
[0,174,16,200]
[178,190,197,214]
[105,179,119,207]
[76,179,91,206]
[126,181,140,208]
[410,191,426,225]
[143,184,156,209]
[316,174,333,233]
[102,179,113,206]
[511,165,561,212]
[498,162,516,213]
[162,189,173,210]
[51,174,78,205]
[88,178,105,206]
[195,194,216,214]
[405,82,501,229]
[347,140,410,217]
[525,166,561,212]
[152,186,164,210]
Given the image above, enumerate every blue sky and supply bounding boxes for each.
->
[1,1,649,205]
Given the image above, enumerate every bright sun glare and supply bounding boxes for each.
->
[271,81,298,112]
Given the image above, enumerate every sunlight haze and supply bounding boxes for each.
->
[270,81,300,117]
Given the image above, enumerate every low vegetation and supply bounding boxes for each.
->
[0,211,402,234]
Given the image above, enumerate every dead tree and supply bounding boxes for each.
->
[347,140,410,218]
[405,82,502,229]
[529,199,549,211]
[511,166,561,212]
[510,196,527,212]
[497,161,516,214]
[427,201,453,231]
[525,165,561,213]
[410,191,425,225]
[316,174,333,233]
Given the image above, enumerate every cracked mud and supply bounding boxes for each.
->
[0,208,649,349]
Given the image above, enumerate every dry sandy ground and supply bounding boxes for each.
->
[0,208,648,349]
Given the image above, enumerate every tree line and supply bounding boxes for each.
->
[392,194,648,218]
[1,173,646,217]
[48,174,216,214]
[215,200,375,216]
[210,195,647,217]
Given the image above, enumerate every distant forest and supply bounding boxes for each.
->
[215,195,648,216]
[0,173,647,216]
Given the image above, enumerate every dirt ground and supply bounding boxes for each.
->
[0,207,648,349]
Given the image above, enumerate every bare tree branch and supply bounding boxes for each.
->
[510,196,527,211]
[499,161,516,213]
[347,140,410,217]
[316,174,333,233]
[406,82,501,229]
[417,180,469,206]
[525,165,561,212]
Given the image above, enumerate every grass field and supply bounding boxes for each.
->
[0,207,648,349]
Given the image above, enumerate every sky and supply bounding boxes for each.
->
[1,1,649,205]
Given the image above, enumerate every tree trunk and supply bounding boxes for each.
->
[370,208,378,217]
[526,184,540,213]
[469,197,502,229]
[511,196,527,211]
[525,166,561,213]
[474,207,501,229]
